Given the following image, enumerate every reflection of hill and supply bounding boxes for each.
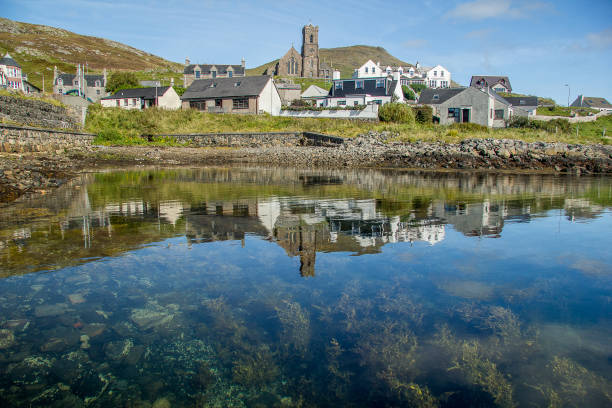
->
[1,167,610,278]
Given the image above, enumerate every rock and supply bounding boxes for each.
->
[68,293,86,304]
[104,339,133,361]
[34,303,70,318]
[82,323,106,338]
[152,397,171,408]
[130,302,177,330]
[0,329,15,349]
[80,334,90,350]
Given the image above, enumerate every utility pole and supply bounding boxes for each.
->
[564,84,570,108]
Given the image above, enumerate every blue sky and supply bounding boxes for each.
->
[3,0,611,104]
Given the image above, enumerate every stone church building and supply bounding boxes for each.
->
[267,24,332,79]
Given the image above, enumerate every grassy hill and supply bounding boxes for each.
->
[0,17,182,90]
[246,45,412,78]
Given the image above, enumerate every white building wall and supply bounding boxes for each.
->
[258,78,282,115]
[158,88,181,110]
[353,60,386,78]
[101,97,142,110]
[426,65,451,88]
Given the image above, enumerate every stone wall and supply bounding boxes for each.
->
[279,105,379,120]
[0,124,95,153]
[532,113,604,123]
[152,131,344,147]
[0,94,80,129]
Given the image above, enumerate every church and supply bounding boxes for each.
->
[266,24,332,79]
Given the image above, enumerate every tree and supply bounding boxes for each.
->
[402,85,415,101]
[105,72,139,93]
[378,103,415,124]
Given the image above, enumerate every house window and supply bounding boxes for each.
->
[124,99,128,106]
[433,94,439,101]
[376,79,385,88]
[233,98,249,109]
[337,100,346,106]
[57,78,63,85]
[59,89,63,94]
[116,100,120,107]
[448,108,458,118]
[365,67,369,73]
[195,70,200,79]
[95,80,101,87]
[355,80,364,89]
[212,71,216,78]
[373,100,382,105]
[132,98,137,105]
[190,101,206,111]
[440,81,448,88]
[335,82,343,90]
[434,71,437,76]
[494,109,504,120]
[228,71,233,78]
[74,80,79,86]
[354,101,359,106]
[440,71,444,77]
[97,90,100,95]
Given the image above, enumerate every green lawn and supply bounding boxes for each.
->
[536,105,599,117]
[85,104,612,146]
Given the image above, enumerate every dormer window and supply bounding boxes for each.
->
[195,69,200,79]
[434,71,437,76]
[440,71,444,77]
[74,80,79,86]
[210,83,217,88]
[372,67,375,74]
[365,67,369,73]
[433,94,439,100]
[57,78,63,85]
[95,80,101,87]
[211,71,216,78]
[335,81,343,90]
[234,81,241,87]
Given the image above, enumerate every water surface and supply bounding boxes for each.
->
[0,167,611,407]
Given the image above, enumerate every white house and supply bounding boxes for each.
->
[352,60,387,78]
[101,86,181,110]
[570,95,612,114]
[401,63,451,89]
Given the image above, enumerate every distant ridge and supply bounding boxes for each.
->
[0,17,182,89]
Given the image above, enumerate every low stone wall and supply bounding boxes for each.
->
[151,131,344,147]
[532,112,605,123]
[0,94,80,129]
[0,124,95,153]
[278,105,379,120]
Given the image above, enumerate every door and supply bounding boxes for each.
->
[461,109,470,123]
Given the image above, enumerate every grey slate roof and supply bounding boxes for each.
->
[102,87,171,100]
[0,53,20,68]
[56,73,105,87]
[184,64,245,75]
[181,76,271,100]
[470,75,512,91]
[418,88,467,104]
[570,96,612,109]
[502,96,538,107]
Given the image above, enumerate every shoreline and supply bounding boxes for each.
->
[1,137,612,203]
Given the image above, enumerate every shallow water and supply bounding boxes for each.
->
[0,167,611,407]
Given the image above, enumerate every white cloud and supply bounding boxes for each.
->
[464,28,496,39]
[445,0,551,20]
[586,29,612,49]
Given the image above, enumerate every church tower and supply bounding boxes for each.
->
[301,24,319,78]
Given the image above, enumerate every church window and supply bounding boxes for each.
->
[310,34,313,43]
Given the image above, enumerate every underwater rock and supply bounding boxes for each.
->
[130,302,177,330]
[80,334,90,350]
[9,355,54,385]
[34,303,70,318]
[124,344,145,365]
[68,293,86,305]
[3,319,30,332]
[104,339,134,361]
[0,329,15,349]
[152,397,172,408]
[82,323,106,338]
[41,337,69,353]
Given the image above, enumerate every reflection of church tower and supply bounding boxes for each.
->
[301,24,319,78]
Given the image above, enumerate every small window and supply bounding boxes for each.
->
[195,70,200,79]
[373,100,382,105]
[212,71,216,78]
[228,71,233,78]
[132,98,137,105]
[74,80,79,86]
[234,81,241,87]
[335,82,343,90]
[376,79,385,88]
[96,89,100,95]
[57,78,63,85]
[519,100,526,105]
[448,108,456,118]
[116,100,120,107]
[124,99,128,106]
[354,101,359,106]
[365,67,369,73]
[433,94,439,100]
[310,34,313,43]
[95,80,101,87]
[494,109,504,120]
[337,100,346,106]
[58,89,63,94]
[233,98,249,109]
[355,80,364,89]
[372,67,376,74]
[434,71,437,76]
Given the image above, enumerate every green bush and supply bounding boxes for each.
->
[378,103,415,124]
[507,116,570,133]
[106,72,140,93]
[412,106,433,124]
[402,85,415,101]
[450,122,489,132]
[410,84,427,94]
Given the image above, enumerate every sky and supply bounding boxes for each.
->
[3,0,612,104]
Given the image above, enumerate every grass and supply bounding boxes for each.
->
[0,88,64,107]
[85,104,612,146]
[498,92,556,107]
[536,105,599,117]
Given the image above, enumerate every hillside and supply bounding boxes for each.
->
[0,17,182,90]
[246,45,412,78]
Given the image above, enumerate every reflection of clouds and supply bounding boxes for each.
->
[538,324,612,357]
[570,259,612,277]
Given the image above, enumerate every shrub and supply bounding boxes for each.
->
[507,116,570,133]
[378,103,415,124]
[413,106,433,124]
[290,99,311,107]
[450,122,489,132]
[402,85,415,101]
[106,72,140,93]
[410,83,427,94]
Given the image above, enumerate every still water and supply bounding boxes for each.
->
[0,167,611,407]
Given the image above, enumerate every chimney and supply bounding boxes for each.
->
[241,57,245,68]
[416,61,420,69]
[393,71,400,81]
[53,66,58,82]
[170,77,174,87]
[185,57,190,66]
[103,68,107,84]
[333,70,340,80]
